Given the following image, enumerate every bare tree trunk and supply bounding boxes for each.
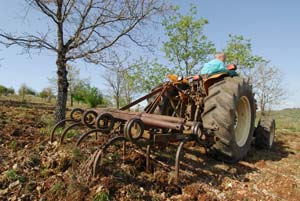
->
[115,91,120,109]
[185,60,189,77]
[55,54,68,123]
[116,97,120,109]
[70,93,73,107]
[22,91,25,102]
[260,102,265,116]
[55,0,68,123]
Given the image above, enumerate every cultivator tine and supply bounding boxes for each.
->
[76,128,105,147]
[146,145,151,173]
[59,122,82,144]
[50,108,86,143]
[93,136,127,177]
[175,137,192,184]
[50,119,74,143]
[122,141,126,164]
[92,149,104,177]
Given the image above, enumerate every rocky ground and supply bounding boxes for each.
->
[0,102,300,200]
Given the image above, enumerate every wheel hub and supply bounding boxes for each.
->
[234,96,251,147]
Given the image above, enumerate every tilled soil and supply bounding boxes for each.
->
[0,103,299,200]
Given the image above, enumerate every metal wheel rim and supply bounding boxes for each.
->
[269,121,275,147]
[234,96,251,147]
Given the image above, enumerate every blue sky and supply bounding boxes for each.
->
[0,0,299,108]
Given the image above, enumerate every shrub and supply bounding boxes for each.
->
[73,81,103,107]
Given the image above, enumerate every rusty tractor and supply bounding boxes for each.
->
[50,69,275,183]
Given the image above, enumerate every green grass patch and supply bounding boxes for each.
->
[66,129,80,138]
[50,182,65,195]
[9,141,17,151]
[93,192,109,201]
[5,170,18,181]
[256,108,300,133]
[271,108,300,132]
[5,169,27,183]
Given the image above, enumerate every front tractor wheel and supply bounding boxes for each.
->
[202,77,256,163]
[254,118,276,149]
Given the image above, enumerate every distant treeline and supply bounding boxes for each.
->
[0,85,15,96]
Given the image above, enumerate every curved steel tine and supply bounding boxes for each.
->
[76,128,104,147]
[122,141,126,165]
[92,136,127,177]
[175,137,191,184]
[92,149,103,177]
[59,122,82,144]
[76,121,123,147]
[146,145,151,173]
[50,119,74,143]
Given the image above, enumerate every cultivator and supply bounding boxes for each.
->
[50,71,274,183]
[50,75,220,183]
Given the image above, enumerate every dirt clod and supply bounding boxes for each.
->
[10,128,23,137]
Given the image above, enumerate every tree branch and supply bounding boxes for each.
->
[66,14,146,61]
[34,0,59,24]
[0,32,57,51]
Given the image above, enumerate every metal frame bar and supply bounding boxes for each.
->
[120,86,164,111]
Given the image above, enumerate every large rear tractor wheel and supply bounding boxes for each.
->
[254,118,275,149]
[202,77,256,163]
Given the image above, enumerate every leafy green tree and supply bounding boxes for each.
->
[162,5,215,76]
[84,87,104,108]
[6,87,15,95]
[129,59,171,93]
[39,87,54,103]
[0,85,8,96]
[66,65,81,107]
[72,81,89,104]
[18,84,36,101]
[101,95,114,107]
[73,81,103,107]
[119,58,171,106]
[103,55,171,108]
[122,67,139,105]
[0,85,14,96]
[223,34,265,78]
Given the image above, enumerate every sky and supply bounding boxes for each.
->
[0,0,300,108]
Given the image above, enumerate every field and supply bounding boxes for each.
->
[0,99,300,201]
